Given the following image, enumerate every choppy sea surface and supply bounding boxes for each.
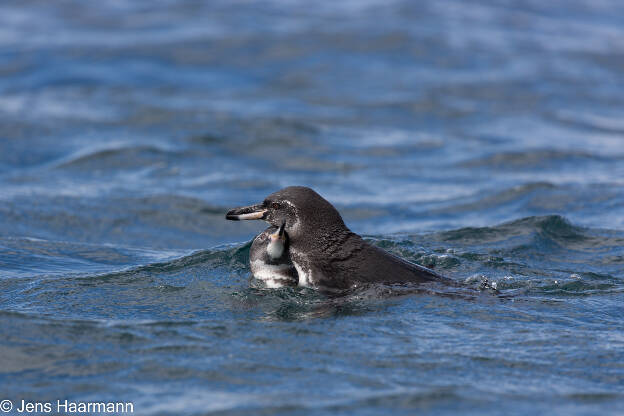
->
[1,0,623,414]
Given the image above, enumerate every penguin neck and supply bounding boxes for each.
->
[289,222,355,255]
[266,239,285,259]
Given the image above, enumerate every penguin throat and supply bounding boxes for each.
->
[266,240,284,259]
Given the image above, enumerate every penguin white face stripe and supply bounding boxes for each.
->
[281,200,301,236]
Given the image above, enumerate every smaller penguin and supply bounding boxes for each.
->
[249,222,298,288]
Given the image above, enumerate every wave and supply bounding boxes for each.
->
[432,181,558,216]
[3,215,621,325]
[99,215,623,300]
[459,149,613,169]
[67,215,624,299]
[73,242,251,285]
[54,144,176,170]
[436,214,586,244]
[551,110,624,135]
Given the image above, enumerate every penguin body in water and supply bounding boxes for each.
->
[228,186,452,290]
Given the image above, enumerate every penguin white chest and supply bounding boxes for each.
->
[291,250,312,287]
[293,263,310,287]
[250,260,295,288]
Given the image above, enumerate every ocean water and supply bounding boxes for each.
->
[1,0,623,414]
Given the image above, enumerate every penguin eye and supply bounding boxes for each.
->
[271,202,280,210]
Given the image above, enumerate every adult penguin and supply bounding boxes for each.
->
[227,186,452,290]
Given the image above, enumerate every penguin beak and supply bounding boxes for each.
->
[225,203,267,221]
[278,222,286,237]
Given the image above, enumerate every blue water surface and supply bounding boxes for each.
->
[0,1,623,415]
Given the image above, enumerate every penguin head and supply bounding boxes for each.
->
[225,193,298,231]
[226,186,346,239]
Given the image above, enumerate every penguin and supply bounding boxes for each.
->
[227,186,453,290]
[249,222,298,288]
